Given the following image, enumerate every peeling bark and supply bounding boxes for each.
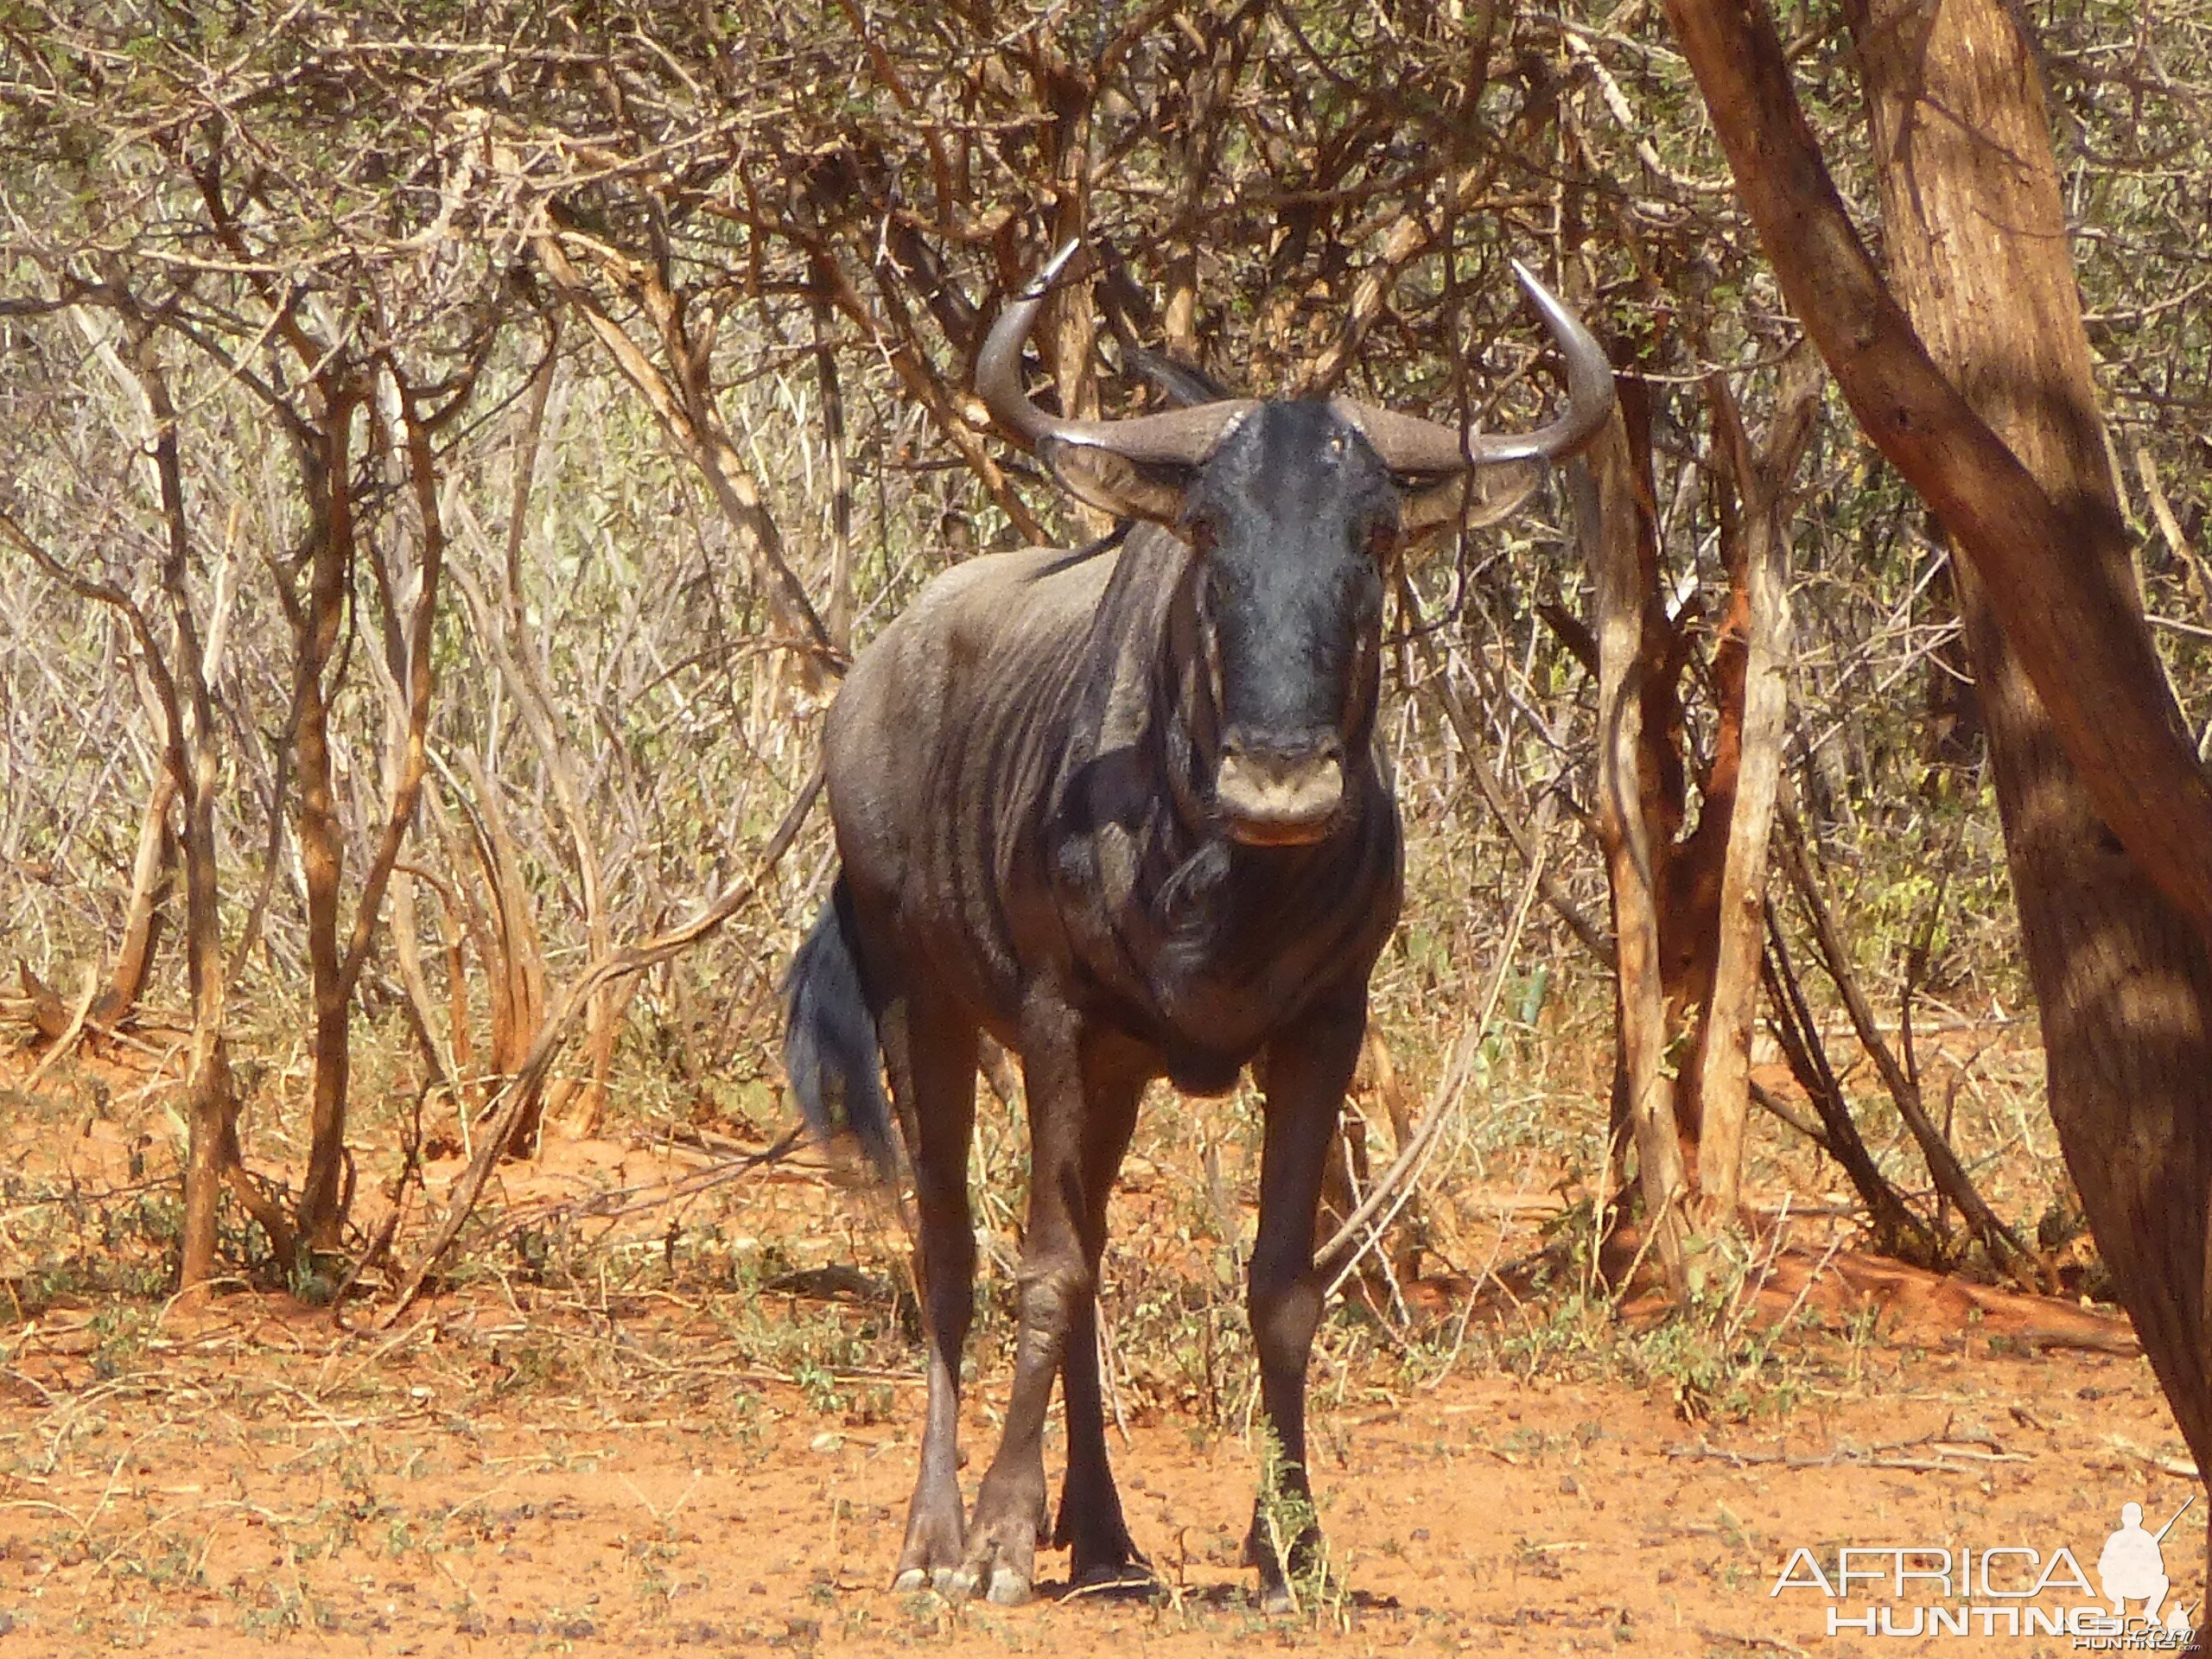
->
[1693,351,1822,1216]
[1580,407,1689,1300]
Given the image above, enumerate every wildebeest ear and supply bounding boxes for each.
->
[1041,440,1191,525]
[1397,459,1542,546]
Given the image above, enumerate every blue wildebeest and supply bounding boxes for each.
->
[784,245,1611,1607]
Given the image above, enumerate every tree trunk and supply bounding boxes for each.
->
[294,387,363,1252]
[1847,0,2212,1541]
[1661,0,2212,940]
[124,326,271,1297]
[468,364,615,1137]
[811,296,855,654]
[1660,0,2212,1582]
[94,760,177,1027]
[1693,352,1822,1215]
[1580,407,1690,1300]
[171,631,239,1297]
[461,747,550,1153]
[389,870,454,1096]
[1161,8,1262,360]
[1041,49,1111,540]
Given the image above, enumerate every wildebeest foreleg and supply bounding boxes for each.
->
[882,997,980,1593]
[1052,1047,1149,1586]
[950,999,1090,1606]
[1243,999,1364,1613]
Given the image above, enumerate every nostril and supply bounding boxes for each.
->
[1221,728,1341,772]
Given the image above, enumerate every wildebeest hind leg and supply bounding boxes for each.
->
[950,998,1089,1606]
[882,995,979,1593]
[1243,1000,1363,1613]
[1053,1047,1149,1586]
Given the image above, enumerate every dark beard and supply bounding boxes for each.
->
[1154,836,1231,950]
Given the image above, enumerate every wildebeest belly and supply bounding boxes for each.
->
[1164,1046,1245,1096]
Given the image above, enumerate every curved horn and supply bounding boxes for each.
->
[977,240,1257,467]
[1334,259,1616,475]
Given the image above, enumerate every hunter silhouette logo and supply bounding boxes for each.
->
[2100,1497,2195,1637]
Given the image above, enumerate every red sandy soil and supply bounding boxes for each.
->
[0,1283,2193,1657]
[0,1038,2191,1656]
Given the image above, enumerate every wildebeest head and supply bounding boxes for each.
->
[1174,403,1393,843]
[979,244,1613,847]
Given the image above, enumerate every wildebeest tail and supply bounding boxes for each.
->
[781,873,896,1177]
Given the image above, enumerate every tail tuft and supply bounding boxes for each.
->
[781,874,896,1177]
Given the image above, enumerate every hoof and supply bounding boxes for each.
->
[1245,1512,1322,1617]
[944,1558,1033,1606]
[949,1484,1040,1609]
[893,1501,964,1598]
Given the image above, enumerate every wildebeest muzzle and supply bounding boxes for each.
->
[1214,728,1344,845]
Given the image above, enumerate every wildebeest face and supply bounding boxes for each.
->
[1179,403,1399,848]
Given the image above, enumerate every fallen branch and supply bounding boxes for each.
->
[1692,1627,1807,1658]
[454,1125,804,1252]
[22,963,100,1092]
[2108,1434,2201,1483]
[1707,1243,2138,1356]
[1667,1428,2031,1474]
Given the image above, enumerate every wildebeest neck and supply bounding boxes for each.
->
[1037,525,1395,1069]
[1043,504,1388,844]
